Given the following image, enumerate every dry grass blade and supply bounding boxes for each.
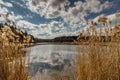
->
[0,43,30,80]
[76,24,120,80]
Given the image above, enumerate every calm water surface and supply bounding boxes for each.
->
[26,44,78,80]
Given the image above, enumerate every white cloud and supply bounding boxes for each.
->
[26,14,33,18]
[0,7,9,14]
[16,20,78,39]
[0,7,23,24]
[26,0,112,28]
[26,0,69,18]
[11,0,26,8]
[0,0,13,7]
[17,20,36,29]
[8,14,23,22]
[0,7,9,23]
[60,0,111,27]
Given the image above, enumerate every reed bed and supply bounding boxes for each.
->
[76,25,120,80]
[0,43,30,80]
[77,42,120,80]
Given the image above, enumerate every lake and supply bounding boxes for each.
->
[26,44,78,80]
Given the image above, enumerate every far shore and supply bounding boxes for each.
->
[21,42,77,47]
[20,41,120,48]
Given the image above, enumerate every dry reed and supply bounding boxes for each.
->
[76,24,120,80]
[0,43,30,80]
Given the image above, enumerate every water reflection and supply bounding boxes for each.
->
[26,45,77,80]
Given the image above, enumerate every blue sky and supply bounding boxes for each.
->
[0,0,120,38]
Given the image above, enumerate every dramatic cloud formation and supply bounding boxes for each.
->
[26,0,68,18]
[16,20,78,39]
[0,0,119,38]
[26,0,112,27]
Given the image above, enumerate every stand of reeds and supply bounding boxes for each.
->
[0,43,30,80]
[76,24,120,80]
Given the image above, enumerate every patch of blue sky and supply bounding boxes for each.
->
[85,0,120,20]
[1,0,63,25]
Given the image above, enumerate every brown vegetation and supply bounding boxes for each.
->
[76,20,120,80]
[76,42,119,80]
[0,15,31,80]
[0,24,35,44]
[0,43,30,80]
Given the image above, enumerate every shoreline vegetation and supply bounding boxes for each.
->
[0,43,30,80]
[0,15,33,79]
[0,13,120,80]
[76,16,120,80]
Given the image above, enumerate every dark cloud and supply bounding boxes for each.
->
[32,0,47,6]
[71,8,80,16]
[50,0,68,8]
[47,11,60,18]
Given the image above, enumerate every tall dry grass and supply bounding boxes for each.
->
[0,43,30,80]
[77,43,120,80]
[76,25,120,80]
